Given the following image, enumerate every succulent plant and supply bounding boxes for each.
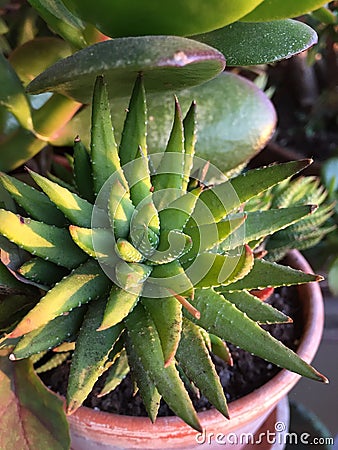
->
[0,76,327,431]
[259,176,336,261]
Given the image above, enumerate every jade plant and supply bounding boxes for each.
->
[0,75,328,437]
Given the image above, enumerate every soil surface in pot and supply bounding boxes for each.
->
[39,286,302,417]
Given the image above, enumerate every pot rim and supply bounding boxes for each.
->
[68,250,325,437]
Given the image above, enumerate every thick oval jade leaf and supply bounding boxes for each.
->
[0,354,70,450]
[26,37,225,103]
[194,20,318,66]
[9,37,72,86]
[242,0,328,21]
[62,0,264,37]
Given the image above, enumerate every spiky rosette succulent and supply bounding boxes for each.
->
[0,76,327,431]
[263,177,336,261]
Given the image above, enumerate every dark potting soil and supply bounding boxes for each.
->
[39,285,303,417]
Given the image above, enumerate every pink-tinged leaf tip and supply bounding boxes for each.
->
[170,290,200,320]
[250,287,274,302]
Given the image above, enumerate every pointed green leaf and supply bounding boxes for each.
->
[149,260,193,298]
[98,284,142,331]
[142,296,182,367]
[189,289,327,382]
[222,205,316,251]
[118,80,156,215]
[176,318,229,418]
[91,76,122,195]
[35,351,70,374]
[129,222,159,259]
[194,20,318,66]
[125,303,201,431]
[12,306,86,359]
[152,98,185,197]
[187,246,254,288]
[115,261,152,292]
[0,172,66,226]
[242,0,328,21]
[285,204,334,232]
[98,349,130,397]
[224,290,290,324]
[49,72,277,174]
[265,225,336,261]
[0,52,33,130]
[8,260,111,338]
[108,178,135,239]
[129,199,160,251]
[126,339,161,422]
[0,209,87,268]
[18,257,69,286]
[199,160,311,222]
[73,138,95,203]
[219,258,321,292]
[209,334,233,365]
[144,72,276,173]
[182,215,246,263]
[28,170,93,228]
[47,171,76,193]
[228,159,312,206]
[271,176,325,209]
[182,101,197,192]
[69,226,116,262]
[0,355,70,450]
[67,297,123,414]
[119,75,147,166]
[26,37,225,103]
[148,230,192,265]
[159,187,202,233]
[116,238,144,263]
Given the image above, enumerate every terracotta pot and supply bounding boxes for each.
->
[68,250,324,450]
